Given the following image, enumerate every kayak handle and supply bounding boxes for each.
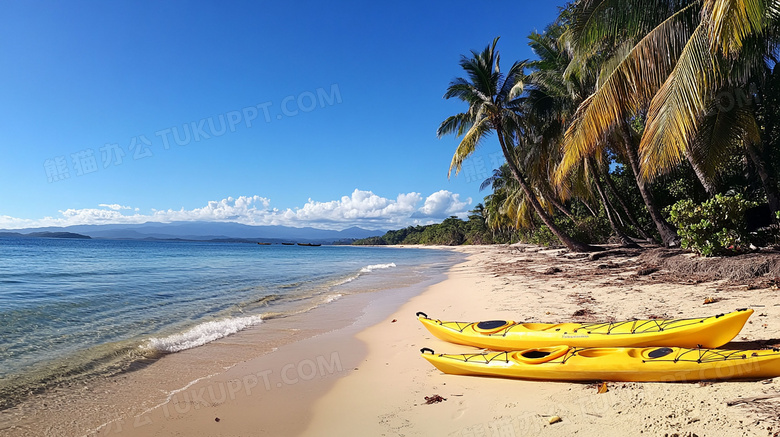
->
[416,312,428,318]
[420,348,435,355]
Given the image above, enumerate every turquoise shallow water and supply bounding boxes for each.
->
[0,237,461,409]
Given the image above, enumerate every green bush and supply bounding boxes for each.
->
[667,194,759,256]
[523,225,560,247]
[568,215,612,244]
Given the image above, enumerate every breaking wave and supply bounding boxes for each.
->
[144,315,264,353]
[360,262,396,273]
[324,293,342,303]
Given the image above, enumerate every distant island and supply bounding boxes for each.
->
[0,231,91,239]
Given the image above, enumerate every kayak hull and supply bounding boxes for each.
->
[422,346,780,382]
[417,309,753,349]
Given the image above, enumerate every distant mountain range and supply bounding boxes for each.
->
[0,222,386,243]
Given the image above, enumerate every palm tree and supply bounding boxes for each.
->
[481,167,533,231]
[526,21,642,247]
[481,164,559,232]
[482,191,515,238]
[438,37,596,252]
[561,0,780,233]
[557,0,706,246]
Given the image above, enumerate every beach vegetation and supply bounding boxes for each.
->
[667,193,778,256]
[421,1,780,256]
[353,210,511,246]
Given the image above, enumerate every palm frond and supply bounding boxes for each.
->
[557,3,700,185]
[572,0,694,52]
[500,60,528,101]
[639,24,718,179]
[437,113,473,138]
[689,94,760,180]
[442,80,478,101]
[528,31,560,67]
[596,41,633,89]
[705,0,767,57]
[448,119,492,177]
[769,0,780,20]
[461,38,501,101]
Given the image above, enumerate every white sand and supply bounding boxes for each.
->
[3,244,779,437]
[302,245,780,436]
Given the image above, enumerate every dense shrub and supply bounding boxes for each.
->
[667,194,761,256]
[516,224,559,247]
[568,215,612,244]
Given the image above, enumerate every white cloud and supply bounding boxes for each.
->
[98,204,132,211]
[288,190,422,225]
[150,196,272,224]
[415,190,471,218]
[0,189,473,230]
[0,215,41,229]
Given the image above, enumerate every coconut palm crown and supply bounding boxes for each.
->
[438,37,596,252]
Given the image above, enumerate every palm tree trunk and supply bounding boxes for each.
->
[589,159,640,248]
[602,170,656,242]
[546,194,576,221]
[497,131,597,252]
[580,198,599,218]
[686,152,718,197]
[746,141,780,218]
[620,123,679,246]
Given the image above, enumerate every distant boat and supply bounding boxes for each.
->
[282,242,295,246]
[257,242,271,245]
[297,243,321,247]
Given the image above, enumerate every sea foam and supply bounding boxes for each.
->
[144,315,263,353]
[324,293,342,303]
[360,262,396,273]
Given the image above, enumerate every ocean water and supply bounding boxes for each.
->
[0,237,461,410]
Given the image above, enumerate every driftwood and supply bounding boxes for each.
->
[588,248,643,261]
[726,392,780,406]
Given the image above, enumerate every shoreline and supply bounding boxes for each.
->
[0,245,461,437]
[104,258,455,437]
[3,244,780,436]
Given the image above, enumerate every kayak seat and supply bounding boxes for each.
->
[472,320,515,334]
[522,350,552,359]
[476,320,508,330]
[512,346,570,364]
[646,347,674,359]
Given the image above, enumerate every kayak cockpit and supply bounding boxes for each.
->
[512,346,569,364]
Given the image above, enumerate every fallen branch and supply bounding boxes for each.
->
[726,393,780,406]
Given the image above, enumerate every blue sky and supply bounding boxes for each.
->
[0,0,564,230]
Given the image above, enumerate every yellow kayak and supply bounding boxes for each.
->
[416,309,753,349]
[421,346,780,382]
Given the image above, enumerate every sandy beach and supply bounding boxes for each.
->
[5,2,780,436]
[299,245,780,437]
[3,244,780,437]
